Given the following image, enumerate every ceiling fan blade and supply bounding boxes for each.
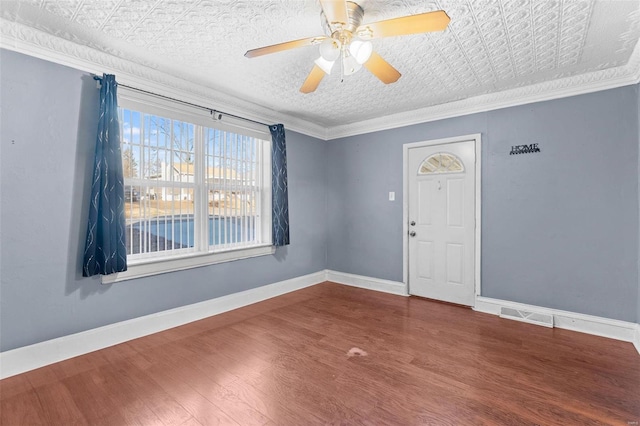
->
[300,65,326,93]
[358,10,450,39]
[364,52,401,84]
[245,36,326,58]
[319,0,349,26]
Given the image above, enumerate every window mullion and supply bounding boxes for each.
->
[222,131,228,247]
[250,136,256,243]
[140,113,146,255]
[194,125,207,252]
[215,130,221,249]
[256,140,263,244]
[241,137,246,245]
[233,133,239,246]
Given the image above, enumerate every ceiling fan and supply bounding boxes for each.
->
[244,0,450,93]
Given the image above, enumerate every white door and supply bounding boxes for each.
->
[408,140,475,306]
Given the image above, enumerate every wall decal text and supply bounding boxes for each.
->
[510,143,540,155]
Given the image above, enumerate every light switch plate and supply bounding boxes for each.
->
[389,191,395,201]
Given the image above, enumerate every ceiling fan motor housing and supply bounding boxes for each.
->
[322,1,365,44]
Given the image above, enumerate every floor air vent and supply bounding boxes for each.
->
[499,307,554,328]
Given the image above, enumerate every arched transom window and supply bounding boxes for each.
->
[418,152,464,174]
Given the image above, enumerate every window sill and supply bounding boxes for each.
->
[101,245,275,284]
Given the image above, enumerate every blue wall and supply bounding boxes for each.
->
[1,48,639,354]
[0,49,328,352]
[327,87,639,322]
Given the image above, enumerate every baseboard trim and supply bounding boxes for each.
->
[474,296,640,355]
[2,275,635,379]
[325,270,408,296]
[0,270,326,379]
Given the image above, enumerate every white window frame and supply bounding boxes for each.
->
[102,89,274,284]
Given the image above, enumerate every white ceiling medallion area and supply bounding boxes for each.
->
[1,0,640,140]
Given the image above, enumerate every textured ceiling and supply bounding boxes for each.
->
[2,0,640,138]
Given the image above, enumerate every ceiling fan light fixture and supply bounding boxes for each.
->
[245,1,450,93]
[342,53,362,75]
[319,38,341,61]
[349,39,373,64]
[314,56,335,74]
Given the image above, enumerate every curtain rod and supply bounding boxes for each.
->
[92,75,271,128]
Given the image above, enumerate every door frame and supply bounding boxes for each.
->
[402,133,482,304]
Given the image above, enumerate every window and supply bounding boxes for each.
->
[103,89,273,283]
[418,152,464,174]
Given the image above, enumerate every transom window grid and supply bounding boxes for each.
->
[418,152,464,174]
[119,99,271,263]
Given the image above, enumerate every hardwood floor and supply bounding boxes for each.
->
[1,282,639,425]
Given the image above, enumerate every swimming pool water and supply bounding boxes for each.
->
[130,216,255,247]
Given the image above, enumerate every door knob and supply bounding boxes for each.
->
[410,221,416,226]
[409,231,416,237]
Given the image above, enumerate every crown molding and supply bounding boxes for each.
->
[2,17,640,142]
[0,19,328,140]
[327,41,640,140]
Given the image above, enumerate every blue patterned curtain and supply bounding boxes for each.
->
[270,124,290,246]
[82,74,127,277]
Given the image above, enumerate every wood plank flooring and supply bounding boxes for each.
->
[1,282,639,425]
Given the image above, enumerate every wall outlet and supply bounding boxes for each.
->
[389,191,395,201]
